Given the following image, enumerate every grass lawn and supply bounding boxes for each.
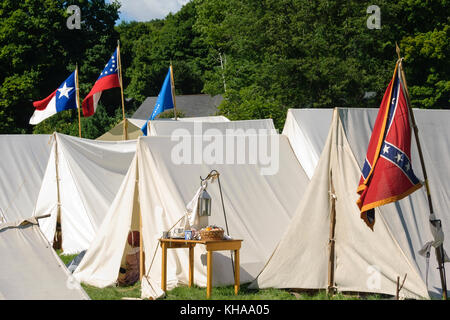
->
[81,282,384,300]
[58,251,384,300]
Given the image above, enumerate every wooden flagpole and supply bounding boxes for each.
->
[169,63,178,120]
[396,43,448,300]
[117,40,128,140]
[75,64,82,138]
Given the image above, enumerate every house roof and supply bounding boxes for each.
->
[132,94,223,120]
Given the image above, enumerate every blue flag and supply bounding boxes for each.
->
[141,68,174,135]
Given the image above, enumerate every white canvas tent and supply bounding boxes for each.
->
[97,116,230,141]
[0,218,89,300]
[147,118,269,136]
[252,108,450,299]
[282,109,333,179]
[74,132,310,299]
[96,118,147,141]
[33,133,137,254]
[0,135,52,223]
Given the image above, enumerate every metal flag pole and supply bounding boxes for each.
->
[75,64,82,138]
[117,40,128,140]
[169,63,178,120]
[396,44,447,300]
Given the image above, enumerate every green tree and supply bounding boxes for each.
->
[194,0,450,130]
[122,1,214,106]
[0,0,120,135]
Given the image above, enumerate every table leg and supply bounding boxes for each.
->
[234,249,240,295]
[161,242,167,292]
[189,245,194,288]
[207,250,213,299]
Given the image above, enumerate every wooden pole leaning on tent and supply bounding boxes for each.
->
[53,133,63,251]
[169,63,178,120]
[396,43,448,300]
[139,206,144,281]
[117,40,128,140]
[75,64,82,138]
[327,171,337,295]
[396,274,407,300]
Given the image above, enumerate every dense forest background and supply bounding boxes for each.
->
[0,0,448,138]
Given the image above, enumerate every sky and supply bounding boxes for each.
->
[108,0,191,23]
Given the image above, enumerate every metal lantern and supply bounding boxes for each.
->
[198,188,212,216]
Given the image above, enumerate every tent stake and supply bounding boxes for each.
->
[396,44,447,300]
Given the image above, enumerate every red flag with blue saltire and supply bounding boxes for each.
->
[82,48,120,117]
[356,62,422,230]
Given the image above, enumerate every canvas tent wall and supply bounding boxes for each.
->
[74,133,311,299]
[0,135,52,223]
[282,109,333,179]
[33,133,137,254]
[147,119,274,137]
[252,108,450,299]
[0,218,89,300]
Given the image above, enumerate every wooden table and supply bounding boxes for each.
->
[159,238,243,299]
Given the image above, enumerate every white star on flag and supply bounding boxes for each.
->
[383,145,390,154]
[57,82,73,99]
[395,153,403,163]
[405,162,410,171]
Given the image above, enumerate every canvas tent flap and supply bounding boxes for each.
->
[73,156,140,288]
[252,109,430,299]
[34,133,136,254]
[74,133,310,297]
[0,219,89,300]
[282,109,332,179]
[0,135,52,223]
[251,119,334,290]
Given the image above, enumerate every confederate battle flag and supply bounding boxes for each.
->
[82,48,120,117]
[356,62,423,230]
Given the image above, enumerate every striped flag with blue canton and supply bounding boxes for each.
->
[30,70,78,125]
[141,68,174,136]
[356,62,422,230]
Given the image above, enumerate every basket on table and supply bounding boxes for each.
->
[199,228,224,241]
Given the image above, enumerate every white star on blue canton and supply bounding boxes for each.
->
[57,82,73,99]
[395,153,403,163]
[383,145,390,154]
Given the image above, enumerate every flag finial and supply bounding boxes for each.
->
[396,42,401,59]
